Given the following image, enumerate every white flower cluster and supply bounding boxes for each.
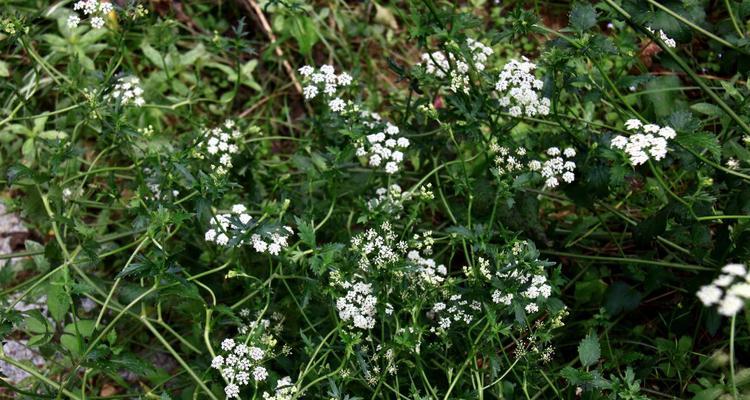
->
[611,119,676,165]
[466,242,555,315]
[534,147,577,188]
[430,294,482,332]
[350,222,405,271]
[490,144,528,177]
[495,57,550,117]
[489,143,576,188]
[204,204,293,255]
[355,112,410,174]
[495,268,553,314]
[336,280,378,330]
[646,27,677,48]
[697,263,750,316]
[108,76,145,107]
[262,376,298,400]
[420,38,494,93]
[211,338,268,399]
[367,184,411,215]
[298,64,353,112]
[68,0,113,29]
[406,248,447,287]
[346,223,444,290]
[198,120,241,175]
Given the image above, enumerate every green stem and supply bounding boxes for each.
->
[141,318,218,400]
[645,0,743,52]
[540,249,710,271]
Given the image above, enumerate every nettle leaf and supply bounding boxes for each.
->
[569,2,597,32]
[578,332,601,367]
[294,217,316,248]
[675,131,721,162]
[604,281,642,316]
[47,274,71,322]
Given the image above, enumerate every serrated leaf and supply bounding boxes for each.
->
[294,217,315,248]
[675,131,721,161]
[578,332,601,367]
[570,2,597,32]
[47,280,71,322]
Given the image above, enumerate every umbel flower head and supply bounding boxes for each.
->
[204,204,294,255]
[697,263,750,316]
[68,0,114,29]
[197,120,241,176]
[107,76,145,107]
[353,111,410,175]
[495,57,551,117]
[419,38,494,93]
[610,119,676,165]
[298,64,353,112]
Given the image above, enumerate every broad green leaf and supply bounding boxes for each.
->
[690,102,723,117]
[38,130,68,140]
[569,2,597,32]
[179,43,207,66]
[604,282,642,316]
[578,332,601,367]
[288,15,319,56]
[0,60,9,77]
[140,42,163,67]
[47,280,71,322]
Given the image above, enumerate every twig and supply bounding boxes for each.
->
[242,0,303,95]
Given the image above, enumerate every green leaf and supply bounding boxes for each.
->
[295,217,316,248]
[38,130,68,140]
[288,15,319,56]
[0,60,9,77]
[578,332,601,367]
[47,279,71,322]
[690,102,723,117]
[604,281,642,316]
[675,131,721,162]
[569,2,597,32]
[25,240,50,271]
[140,42,163,67]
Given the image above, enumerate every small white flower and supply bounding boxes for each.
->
[329,97,346,112]
[253,366,268,381]
[90,16,105,29]
[221,338,236,351]
[67,15,81,28]
[696,285,722,306]
[298,65,314,76]
[722,263,747,276]
[303,85,318,99]
[718,295,744,316]
[211,355,224,369]
[224,383,240,398]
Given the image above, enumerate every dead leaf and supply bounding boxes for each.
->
[374,3,398,30]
